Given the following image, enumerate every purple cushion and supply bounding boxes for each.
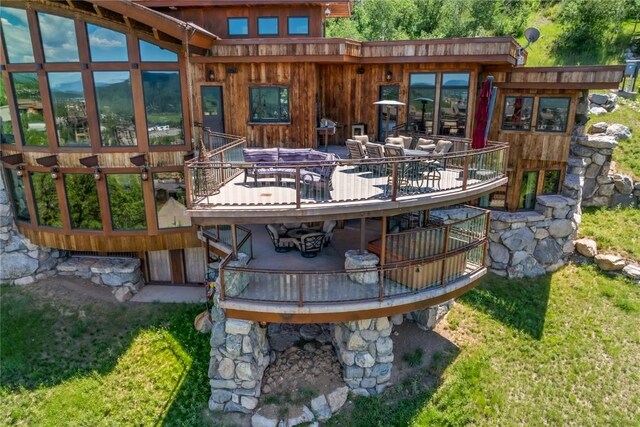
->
[243,148,278,163]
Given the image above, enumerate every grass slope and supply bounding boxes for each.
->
[580,206,640,259]
[330,265,640,426]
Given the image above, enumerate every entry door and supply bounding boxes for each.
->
[377,85,400,141]
[201,86,224,133]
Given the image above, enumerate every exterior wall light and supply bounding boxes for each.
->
[140,166,149,181]
[386,70,392,81]
[93,167,102,181]
[208,70,215,81]
[325,6,331,17]
[16,165,25,177]
[50,167,60,180]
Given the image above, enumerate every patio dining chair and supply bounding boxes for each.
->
[430,140,453,169]
[384,144,410,188]
[295,232,326,258]
[266,224,298,253]
[364,142,386,174]
[346,139,367,161]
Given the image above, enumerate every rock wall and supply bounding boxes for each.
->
[0,167,64,284]
[332,317,393,397]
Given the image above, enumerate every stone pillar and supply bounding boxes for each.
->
[344,250,379,285]
[0,167,64,284]
[408,300,453,331]
[332,317,393,397]
[208,303,270,413]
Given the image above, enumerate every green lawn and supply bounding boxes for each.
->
[0,285,212,427]
[330,265,640,426]
[580,206,640,259]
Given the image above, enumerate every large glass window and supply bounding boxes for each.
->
[142,71,184,145]
[153,172,190,228]
[106,174,146,230]
[139,40,178,62]
[64,174,102,230]
[438,72,469,137]
[519,171,539,210]
[408,73,436,134]
[228,18,248,36]
[250,87,289,123]
[93,71,136,146]
[87,24,128,62]
[258,17,278,36]
[38,13,79,62]
[542,170,561,194]
[502,96,534,131]
[6,169,30,221]
[288,17,309,35]
[48,72,89,146]
[1,78,16,144]
[30,172,62,228]
[536,97,571,132]
[12,73,48,147]
[0,7,34,63]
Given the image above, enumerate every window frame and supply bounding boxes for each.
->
[287,16,309,36]
[407,72,437,135]
[141,70,185,147]
[437,72,470,137]
[227,17,249,37]
[501,95,534,131]
[257,16,279,37]
[47,71,91,147]
[535,96,571,133]
[249,86,290,124]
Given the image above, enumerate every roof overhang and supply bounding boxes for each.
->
[492,65,626,90]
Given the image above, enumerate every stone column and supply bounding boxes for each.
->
[208,303,270,413]
[332,317,393,397]
[408,300,453,331]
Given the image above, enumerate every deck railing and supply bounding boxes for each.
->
[185,136,508,209]
[218,211,489,306]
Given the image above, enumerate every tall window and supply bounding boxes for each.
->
[87,24,128,62]
[502,96,534,131]
[258,17,278,36]
[139,40,178,62]
[6,169,30,221]
[228,18,249,36]
[48,72,90,146]
[30,172,62,228]
[438,73,469,137]
[542,170,561,194]
[11,73,48,147]
[408,73,436,134]
[142,71,184,145]
[64,174,102,230]
[107,174,146,230]
[0,7,34,63]
[93,71,136,146]
[250,87,289,123]
[288,17,309,35]
[536,98,570,132]
[38,13,79,62]
[1,78,16,144]
[519,171,539,210]
[153,172,190,228]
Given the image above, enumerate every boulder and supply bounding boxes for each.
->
[113,287,133,303]
[548,219,575,238]
[534,238,563,265]
[327,386,349,413]
[589,93,610,105]
[612,174,634,194]
[594,254,626,271]
[605,123,631,140]
[610,193,636,208]
[194,311,212,334]
[310,394,332,421]
[589,106,608,115]
[582,134,618,149]
[225,319,253,335]
[622,264,640,281]
[0,252,39,280]
[587,122,609,134]
[575,238,597,258]
[501,227,535,252]
[489,242,510,265]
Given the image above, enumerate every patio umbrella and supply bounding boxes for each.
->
[414,97,434,132]
[373,100,406,140]
[472,76,493,149]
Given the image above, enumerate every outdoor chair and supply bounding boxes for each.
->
[430,140,453,169]
[384,144,410,188]
[364,142,386,174]
[345,139,367,161]
[322,220,337,246]
[416,138,436,152]
[385,136,413,149]
[266,224,298,253]
[352,135,370,146]
[295,232,326,258]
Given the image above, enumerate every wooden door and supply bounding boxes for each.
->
[201,86,224,133]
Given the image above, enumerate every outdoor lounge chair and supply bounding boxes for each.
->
[295,232,326,258]
[266,224,298,253]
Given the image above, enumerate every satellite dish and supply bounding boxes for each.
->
[524,27,541,47]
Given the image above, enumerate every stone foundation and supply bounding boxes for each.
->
[408,300,453,330]
[332,317,393,397]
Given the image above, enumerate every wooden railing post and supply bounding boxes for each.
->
[391,163,398,201]
[295,166,301,209]
[440,224,451,286]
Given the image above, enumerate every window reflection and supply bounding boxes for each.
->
[250,87,289,123]
[6,169,30,221]
[0,7,34,63]
[87,23,128,62]
[288,17,309,35]
[408,73,436,134]
[519,171,539,210]
[502,96,534,131]
[438,72,469,137]
[30,172,62,227]
[536,98,570,133]
[228,18,249,36]
[11,73,48,146]
[48,72,89,146]
[258,17,278,36]
[142,71,184,145]
[93,71,136,146]
[139,40,178,62]
[38,13,79,62]
[64,174,102,230]
[542,170,561,194]
[107,174,146,230]
[1,78,16,144]
[153,172,190,228]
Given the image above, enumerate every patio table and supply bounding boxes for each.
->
[286,228,310,239]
